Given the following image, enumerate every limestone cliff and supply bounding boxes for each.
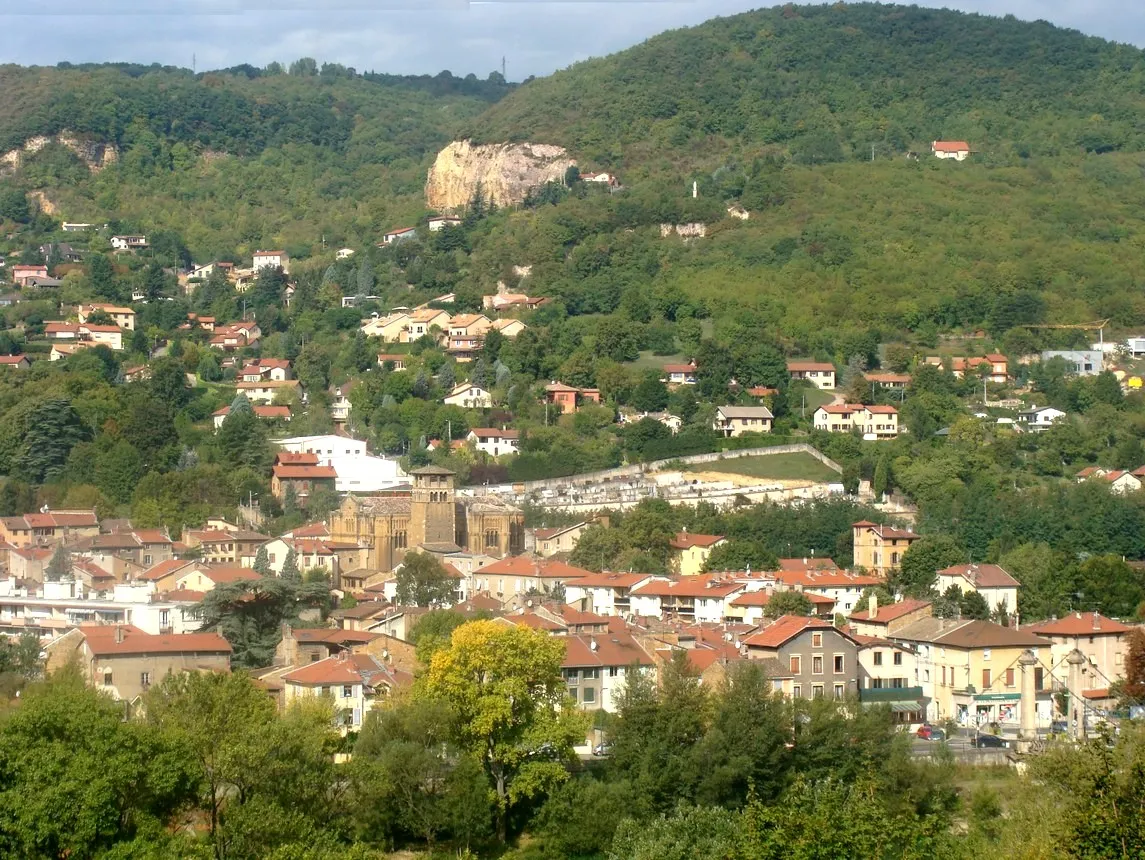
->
[0,133,118,174]
[426,140,575,211]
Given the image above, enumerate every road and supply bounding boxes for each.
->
[910,726,1014,757]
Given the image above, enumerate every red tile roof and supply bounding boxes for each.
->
[200,566,261,585]
[668,532,724,550]
[787,360,835,372]
[743,615,843,649]
[138,559,194,581]
[848,598,931,623]
[777,557,839,572]
[273,464,338,480]
[475,556,594,580]
[1025,612,1130,637]
[80,625,232,657]
[938,564,1019,589]
[775,569,883,589]
[283,653,409,687]
[731,590,835,607]
[933,140,970,152]
[565,571,651,588]
[562,631,654,668]
[631,575,744,599]
[468,428,519,440]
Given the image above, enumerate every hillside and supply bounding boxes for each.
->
[470,3,1145,171]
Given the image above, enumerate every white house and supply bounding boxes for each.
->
[1016,406,1067,432]
[813,404,899,439]
[235,379,300,406]
[1127,337,1145,358]
[565,572,654,616]
[935,563,1020,618]
[252,250,290,274]
[787,361,836,389]
[467,428,519,457]
[444,383,492,409]
[110,235,147,251]
[628,575,745,624]
[275,435,407,493]
[382,227,417,244]
[428,215,462,231]
[857,640,920,693]
[336,248,355,259]
[932,140,971,161]
[77,303,136,331]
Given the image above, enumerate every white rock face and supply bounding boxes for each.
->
[0,132,118,174]
[426,140,576,211]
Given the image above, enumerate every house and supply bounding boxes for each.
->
[774,562,884,614]
[184,313,216,332]
[726,588,836,625]
[530,522,590,557]
[330,383,355,424]
[1024,612,1131,698]
[628,575,745,624]
[61,222,95,232]
[544,382,600,414]
[370,353,407,373]
[209,322,261,351]
[663,363,697,385]
[39,242,83,263]
[851,521,920,575]
[668,532,725,576]
[854,640,925,723]
[50,343,88,361]
[848,596,934,638]
[110,235,148,251]
[469,556,591,606]
[282,652,411,731]
[744,616,861,700]
[10,264,47,287]
[489,318,527,338]
[271,452,338,503]
[404,308,452,342]
[0,509,99,548]
[382,227,418,244]
[865,372,911,389]
[1041,350,1103,377]
[931,140,971,161]
[449,313,492,338]
[483,293,546,313]
[787,360,837,389]
[45,625,231,702]
[173,565,261,593]
[275,435,407,494]
[235,379,300,405]
[212,404,291,430]
[182,528,269,566]
[77,303,136,331]
[1102,470,1144,494]
[813,404,899,439]
[0,355,30,369]
[466,428,519,457]
[713,405,773,437]
[890,618,1053,726]
[444,382,492,409]
[360,313,410,342]
[563,631,654,713]
[1016,406,1067,432]
[252,250,290,274]
[925,354,1008,383]
[579,171,620,186]
[240,358,292,382]
[259,537,368,582]
[935,564,1020,617]
[428,215,462,231]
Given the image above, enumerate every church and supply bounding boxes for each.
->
[330,465,524,571]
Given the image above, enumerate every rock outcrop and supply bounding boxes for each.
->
[426,140,575,212]
[0,133,118,174]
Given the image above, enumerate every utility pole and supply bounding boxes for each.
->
[871,143,875,162]
[502,56,506,79]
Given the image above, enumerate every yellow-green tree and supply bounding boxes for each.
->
[417,620,588,842]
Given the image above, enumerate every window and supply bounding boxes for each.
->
[982,669,991,689]
[144,554,152,565]
[1034,667,1044,690]
[582,687,596,704]
[609,667,619,677]
[873,651,883,666]
[892,678,905,689]
[269,553,276,563]
[485,530,500,547]
[582,668,599,680]
[871,678,883,689]
[343,685,354,698]
[140,672,151,689]
[833,655,845,674]
[983,648,991,661]
[1005,669,1015,687]
[812,633,823,648]
[566,670,579,685]
[834,683,844,700]
[812,655,823,674]
[792,684,801,698]
[941,666,947,686]
[391,531,407,549]
[159,609,170,628]
[893,652,902,666]
[789,655,801,674]
[103,671,112,686]
[568,686,578,702]
[812,684,824,698]
[322,686,330,697]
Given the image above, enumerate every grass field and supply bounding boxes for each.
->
[686,451,841,483]
[790,385,836,415]
[627,350,687,370]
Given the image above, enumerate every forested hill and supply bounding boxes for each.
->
[468,3,1145,170]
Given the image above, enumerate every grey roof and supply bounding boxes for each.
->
[347,496,413,516]
[410,465,455,476]
[717,406,774,419]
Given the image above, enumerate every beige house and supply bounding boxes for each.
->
[1024,612,1131,697]
[77,303,136,330]
[668,531,725,575]
[404,308,452,342]
[848,597,933,637]
[45,624,231,702]
[935,564,1019,617]
[814,404,899,438]
[183,527,269,566]
[531,522,590,557]
[444,383,492,409]
[470,556,594,606]
[235,379,301,406]
[851,521,920,575]
[174,565,261,592]
[448,314,492,338]
[489,318,527,338]
[787,360,836,389]
[361,313,411,342]
[713,405,773,437]
[282,652,412,732]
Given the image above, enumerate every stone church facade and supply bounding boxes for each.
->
[330,465,524,571]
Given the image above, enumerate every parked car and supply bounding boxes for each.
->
[592,742,612,757]
[1051,720,1069,734]
[972,733,1008,749]
[916,725,946,741]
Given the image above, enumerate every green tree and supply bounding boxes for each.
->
[13,398,91,483]
[764,590,814,618]
[95,439,144,503]
[45,544,70,582]
[280,549,300,582]
[253,545,271,575]
[395,551,457,607]
[894,534,966,596]
[409,608,470,664]
[702,540,779,573]
[148,356,191,408]
[418,620,588,842]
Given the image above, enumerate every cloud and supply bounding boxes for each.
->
[0,1,1139,79]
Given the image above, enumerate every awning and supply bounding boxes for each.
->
[861,700,923,712]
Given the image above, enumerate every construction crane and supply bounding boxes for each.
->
[1022,319,1111,350]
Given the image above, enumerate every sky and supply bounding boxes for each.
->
[0,1,1138,81]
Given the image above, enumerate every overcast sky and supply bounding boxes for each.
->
[0,1,1138,80]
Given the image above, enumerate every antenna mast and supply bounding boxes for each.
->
[502,56,506,79]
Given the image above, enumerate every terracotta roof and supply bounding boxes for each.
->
[731,590,835,607]
[273,464,338,480]
[283,653,410,687]
[787,361,835,372]
[663,363,696,373]
[775,569,883,589]
[565,571,651,588]
[855,522,918,541]
[1025,612,1130,637]
[512,613,566,632]
[743,615,843,649]
[532,523,585,541]
[777,557,839,572]
[475,556,594,580]
[668,532,724,549]
[290,628,382,645]
[849,598,931,623]
[1082,688,1112,700]
[468,428,519,440]
[562,631,654,668]
[937,564,1019,589]
[631,575,744,599]
[933,140,971,152]
[199,566,261,585]
[865,373,911,383]
[138,559,194,581]
[132,529,171,545]
[0,355,28,365]
[80,625,232,657]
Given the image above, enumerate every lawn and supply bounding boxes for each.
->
[686,451,842,483]
[626,350,687,370]
[789,385,835,416]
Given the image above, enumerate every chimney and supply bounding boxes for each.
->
[868,592,878,620]
[1093,611,1100,630]
[115,625,124,644]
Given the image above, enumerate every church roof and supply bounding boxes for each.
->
[410,465,455,476]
